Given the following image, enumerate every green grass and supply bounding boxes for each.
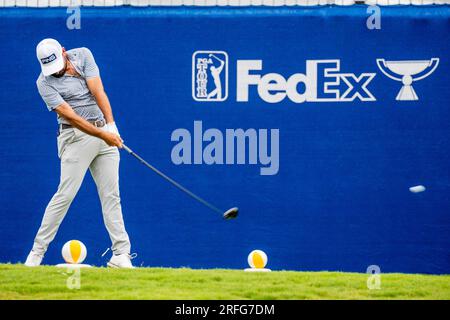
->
[0,264,449,300]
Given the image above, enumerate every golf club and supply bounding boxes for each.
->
[122,144,238,220]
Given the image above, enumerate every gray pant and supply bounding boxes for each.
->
[32,126,131,256]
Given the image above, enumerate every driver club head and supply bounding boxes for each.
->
[223,207,239,220]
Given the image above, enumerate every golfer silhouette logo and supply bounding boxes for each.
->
[192,51,228,102]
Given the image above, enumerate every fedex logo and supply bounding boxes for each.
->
[237,60,376,103]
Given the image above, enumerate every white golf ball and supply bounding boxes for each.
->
[409,185,426,193]
[62,240,87,264]
[247,250,268,269]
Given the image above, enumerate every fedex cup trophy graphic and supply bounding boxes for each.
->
[376,58,439,101]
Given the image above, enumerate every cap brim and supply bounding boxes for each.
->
[41,58,64,76]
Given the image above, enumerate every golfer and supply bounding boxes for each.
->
[207,54,225,100]
[25,39,133,268]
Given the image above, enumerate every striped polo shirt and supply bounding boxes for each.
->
[36,47,105,125]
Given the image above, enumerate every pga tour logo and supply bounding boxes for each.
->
[192,51,228,102]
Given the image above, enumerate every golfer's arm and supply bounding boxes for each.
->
[55,103,106,139]
[217,61,225,73]
[87,76,114,124]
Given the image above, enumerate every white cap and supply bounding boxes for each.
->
[36,38,64,76]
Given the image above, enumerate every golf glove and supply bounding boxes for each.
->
[107,122,120,137]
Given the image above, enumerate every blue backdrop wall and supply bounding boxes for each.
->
[0,7,449,274]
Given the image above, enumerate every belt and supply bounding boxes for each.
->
[60,119,106,130]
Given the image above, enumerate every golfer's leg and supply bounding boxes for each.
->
[207,88,218,99]
[90,145,131,255]
[216,84,222,99]
[32,132,96,255]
